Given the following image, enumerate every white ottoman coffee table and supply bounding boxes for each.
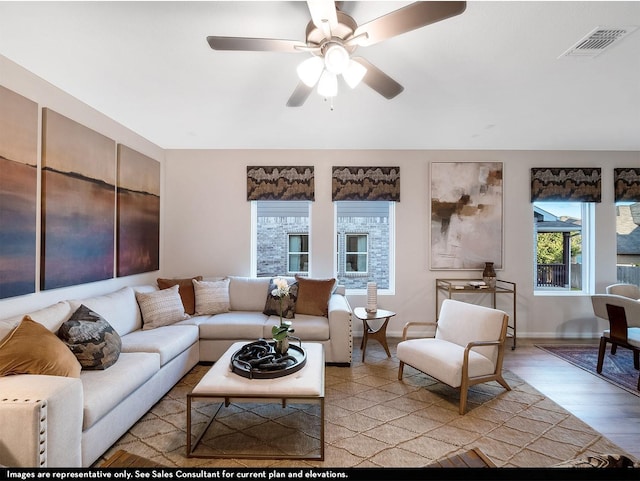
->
[186,341,325,460]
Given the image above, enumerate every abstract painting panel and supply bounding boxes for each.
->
[430,162,503,270]
[0,86,38,298]
[117,144,160,277]
[41,108,116,290]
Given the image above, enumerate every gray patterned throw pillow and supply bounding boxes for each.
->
[263,279,298,319]
[57,304,122,370]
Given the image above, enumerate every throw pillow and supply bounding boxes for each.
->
[294,275,336,317]
[157,276,203,315]
[0,316,81,378]
[57,304,122,370]
[263,279,299,319]
[193,278,231,316]
[135,284,187,330]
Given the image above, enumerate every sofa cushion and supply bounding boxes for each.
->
[0,316,81,378]
[120,325,199,366]
[193,278,231,315]
[228,276,272,311]
[198,311,268,340]
[0,301,73,342]
[57,304,122,370]
[80,351,160,430]
[157,276,203,315]
[136,285,188,330]
[263,313,330,341]
[295,275,336,317]
[71,287,142,336]
[263,278,299,319]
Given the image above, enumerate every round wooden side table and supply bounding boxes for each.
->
[353,307,396,362]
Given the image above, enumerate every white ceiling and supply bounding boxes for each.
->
[1,1,639,151]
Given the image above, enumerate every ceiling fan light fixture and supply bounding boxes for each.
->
[323,43,350,75]
[342,59,367,88]
[297,56,324,87]
[317,70,338,97]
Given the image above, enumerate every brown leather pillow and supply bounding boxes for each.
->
[0,316,81,378]
[157,276,203,315]
[294,275,336,317]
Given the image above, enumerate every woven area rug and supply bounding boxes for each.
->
[94,358,634,469]
[536,344,640,397]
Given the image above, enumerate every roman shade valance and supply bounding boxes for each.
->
[614,168,640,202]
[530,168,601,202]
[332,166,400,201]
[247,166,314,201]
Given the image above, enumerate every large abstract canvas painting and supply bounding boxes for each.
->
[430,162,503,270]
[41,108,116,290]
[0,86,38,299]
[117,144,160,277]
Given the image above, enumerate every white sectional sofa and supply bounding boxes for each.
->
[0,275,352,468]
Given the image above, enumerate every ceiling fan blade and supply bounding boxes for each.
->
[353,1,467,47]
[307,0,338,37]
[207,36,306,53]
[286,82,314,107]
[351,57,404,99]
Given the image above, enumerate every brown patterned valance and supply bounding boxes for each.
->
[332,166,400,201]
[614,168,640,202]
[531,168,601,202]
[247,166,314,201]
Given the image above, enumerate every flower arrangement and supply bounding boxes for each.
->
[270,277,294,345]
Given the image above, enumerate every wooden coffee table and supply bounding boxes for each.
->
[101,449,164,467]
[187,341,325,460]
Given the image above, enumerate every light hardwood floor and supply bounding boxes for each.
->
[502,338,640,460]
[361,337,640,460]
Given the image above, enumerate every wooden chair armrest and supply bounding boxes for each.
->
[463,340,503,362]
[402,321,437,340]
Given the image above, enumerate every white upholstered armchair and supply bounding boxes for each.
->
[397,299,511,414]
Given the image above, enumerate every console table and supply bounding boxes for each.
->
[435,278,517,349]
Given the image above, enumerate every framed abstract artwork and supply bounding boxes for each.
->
[41,108,116,290]
[0,86,38,299]
[116,144,160,277]
[430,162,503,270]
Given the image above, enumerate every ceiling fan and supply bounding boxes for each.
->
[206,1,466,107]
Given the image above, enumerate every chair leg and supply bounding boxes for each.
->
[496,375,512,392]
[398,361,404,380]
[634,350,639,370]
[597,337,607,373]
[611,344,617,355]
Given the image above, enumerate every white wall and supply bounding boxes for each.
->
[0,55,164,319]
[163,149,639,339]
[2,53,639,342]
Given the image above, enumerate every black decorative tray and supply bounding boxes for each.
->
[230,339,307,379]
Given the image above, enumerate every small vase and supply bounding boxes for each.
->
[482,262,497,289]
[275,337,289,356]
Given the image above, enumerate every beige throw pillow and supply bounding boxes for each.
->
[193,278,231,315]
[135,285,187,330]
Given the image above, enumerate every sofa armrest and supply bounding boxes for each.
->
[0,375,83,467]
[327,291,353,364]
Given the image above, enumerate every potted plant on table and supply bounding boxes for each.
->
[270,277,295,355]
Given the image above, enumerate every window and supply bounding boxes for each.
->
[253,200,310,277]
[335,201,394,291]
[533,202,593,293]
[615,202,640,286]
[345,234,368,273]
[288,234,309,273]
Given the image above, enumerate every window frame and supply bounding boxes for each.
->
[533,201,594,296]
[344,233,369,275]
[287,233,309,274]
[334,200,396,295]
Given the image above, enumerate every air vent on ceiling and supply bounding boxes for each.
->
[559,26,638,58]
